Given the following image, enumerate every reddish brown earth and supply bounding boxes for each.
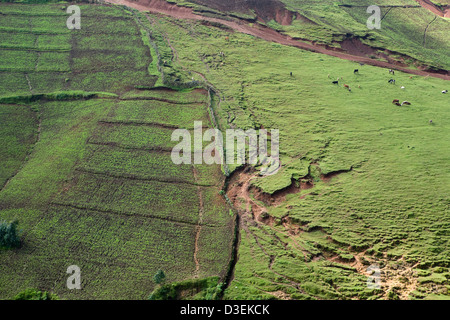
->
[414,0,450,17]
[107,0,449,80]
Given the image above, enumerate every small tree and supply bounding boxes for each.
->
[0,220,21,249]
[153,270,166,285]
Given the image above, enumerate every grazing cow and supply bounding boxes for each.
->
[389,69,395,75]
[442,90,448,94]
[359,62,365,66]
[332,80,339,84]
[401,101,411,106]
[429,120,433,124]
[392,99,400,104]
[343,84,351,91]
[394,102,401,106]
[354,69,359,74]
[388,79,396,84]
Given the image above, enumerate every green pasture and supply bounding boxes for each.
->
[151,12,449,299]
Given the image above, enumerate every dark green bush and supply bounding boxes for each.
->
[149,277,222,300]
[14,288,58,300]
[153,270,166,285]
[0,220,21,249]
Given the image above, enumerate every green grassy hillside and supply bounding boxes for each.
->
[0,1,448,300]
[169,0,450,71]
[145,13,449,299]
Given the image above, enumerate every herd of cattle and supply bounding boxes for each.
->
[329,68,448,104]
[326,67,449,125]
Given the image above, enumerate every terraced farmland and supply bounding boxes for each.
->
[0,3,157,95]
[0,3,234,300]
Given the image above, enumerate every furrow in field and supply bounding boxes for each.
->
[74,167,215,187]
[50,202,221,228]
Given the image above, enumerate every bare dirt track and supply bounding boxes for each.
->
[106,0,449,80]
[414,0,450,18]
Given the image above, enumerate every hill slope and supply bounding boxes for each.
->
[0,3,234,299]
[123,5,450,299]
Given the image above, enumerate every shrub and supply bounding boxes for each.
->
[0,220,21,249]
[14,288,58,300]
[148,277,222,300]
[153,270,166,285]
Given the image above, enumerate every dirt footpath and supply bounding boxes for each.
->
[106,0,449,80]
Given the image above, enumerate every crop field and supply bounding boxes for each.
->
[103,100,210,128]
[0,104,39,189]
[0,3,234,300]
[0,3,157,97]
[0,94,234,299]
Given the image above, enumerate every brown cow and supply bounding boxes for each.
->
[343,84,350,91]
[392,99,400,104]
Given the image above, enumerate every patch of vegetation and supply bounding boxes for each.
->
[149,277,223,300]
[0,220,21,249]
[153,270,167,284]
[14,288,58,300]
[0,91,117,104]
[0,104,39,188]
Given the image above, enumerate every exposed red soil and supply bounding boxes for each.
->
[250,178,313,207]
[414,0,450,17]
[189,0,296,25]
[226,166,318,226]
[334,38,412,68]
[225,167,423,299]
[107,0,450,80]
[226,168,272,224]
[339,37,376,57]
[227,162,349,214]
